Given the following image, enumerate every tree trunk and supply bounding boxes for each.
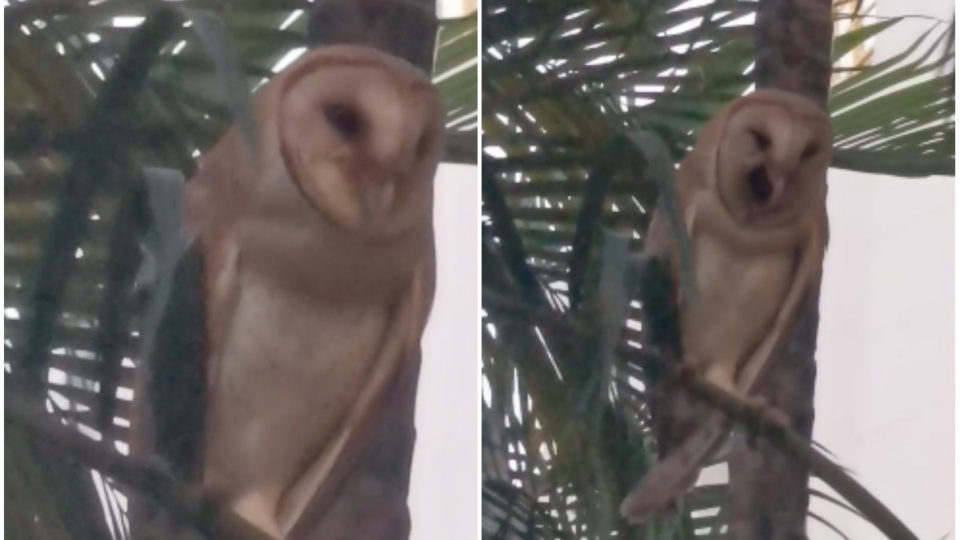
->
[306,0,438,74]
[726,0,833,538]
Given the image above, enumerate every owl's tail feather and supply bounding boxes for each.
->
[620,413,730,524]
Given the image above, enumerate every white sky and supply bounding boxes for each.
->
[410,163,480,540]
[409,4,478,538]
[809,0,955,538]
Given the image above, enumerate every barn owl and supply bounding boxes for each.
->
[621,89,831,522]
[132,45,443,540]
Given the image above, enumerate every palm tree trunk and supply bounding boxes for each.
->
[726,1,833,538]
[306,0,438,74]
[753,0,833,106]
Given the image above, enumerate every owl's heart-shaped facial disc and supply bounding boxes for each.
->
[278,45,444,237]
[713,93,831,228]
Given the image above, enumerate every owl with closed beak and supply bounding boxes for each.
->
[132,45,443,540]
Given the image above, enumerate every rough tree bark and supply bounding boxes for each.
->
[726,0,833,538]
[306,0,438,73]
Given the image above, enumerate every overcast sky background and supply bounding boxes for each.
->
[410,163,479,540]
[809,0,954,538]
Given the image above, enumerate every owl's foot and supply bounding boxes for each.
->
[742,395,790,449]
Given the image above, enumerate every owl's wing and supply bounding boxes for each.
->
[733,217,825,396]
[184,123,257,400]
[141,124,249,478]
[287,346,425,540]
[125,243,209,540]
[277,244,436,537]
[144,244,209,480]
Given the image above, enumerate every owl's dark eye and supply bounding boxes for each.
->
[749,129,771,151]
[324,104,364,140]
[800,142,818,160]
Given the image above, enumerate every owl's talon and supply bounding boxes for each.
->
[737,396,790,449]
[745,395,791,429]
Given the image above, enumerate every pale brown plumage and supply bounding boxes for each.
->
[133,45,442,539]
[621,89,830,522]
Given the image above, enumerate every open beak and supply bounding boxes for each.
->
[746,164,787,212]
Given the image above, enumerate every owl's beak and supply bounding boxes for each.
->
[361,177,396,216]
[746,164,774,207]
[745,163,789,218]
[348,161,399,218]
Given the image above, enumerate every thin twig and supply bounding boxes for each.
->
[834,13,950,24]
[4,387,272,540]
